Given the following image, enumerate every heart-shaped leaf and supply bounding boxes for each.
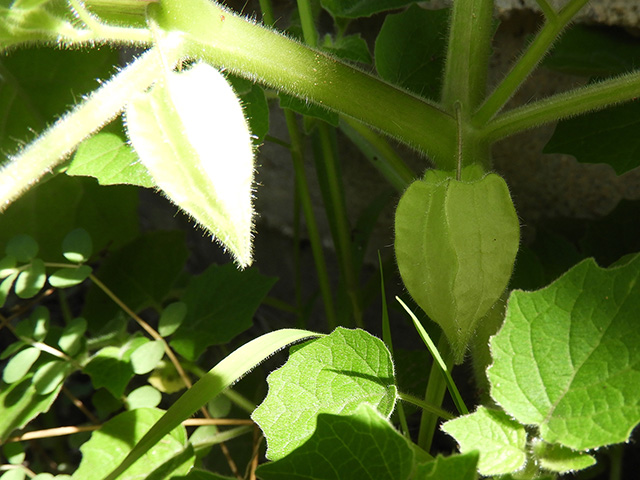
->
[441,407,527,476]
[252,327,396,460]
[488,255,640,450]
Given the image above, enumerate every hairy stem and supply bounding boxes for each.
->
[474,0,590,125]
[151,0,457,165]
[483,70,640,142]
[440,0,494,112]
[0,43,181,211]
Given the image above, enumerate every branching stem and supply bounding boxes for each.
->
[474,0,590,125]
[483,70,640,142]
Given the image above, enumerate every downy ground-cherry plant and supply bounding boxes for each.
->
[1,0,640,479]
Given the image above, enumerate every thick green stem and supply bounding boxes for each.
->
[473,0,590,125]
[150,0,457,165]
[0,43,180,210]
[296,0,362,326]
[483,70,640,142]
[455,102,492,172]
[440,0,494,112]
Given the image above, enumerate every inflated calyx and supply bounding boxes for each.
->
[395,170,519,363]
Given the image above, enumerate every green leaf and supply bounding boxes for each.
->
[15,305,49,341]
[239,83,269,145]
[101,329,319,480]
[172,470,235,480]
[83,346,135,398]
[414,452,479,480]
[441,407,527,476]
[158,301,187,337]
[224,74,253,95]
[92,388,122,418]
[0,341,26,360]
[148,361,185,394]
[66,132,155,187]
[2,346,40,384]
[82,231,188,332]
[0,2,67,53]
[374,6,448,100]
[188,425,218,454]
[61,228,93,263]
[170,264,276,361]
[394,172,520,363]
[531,439,596,473]
[0,175,139,262]
[0,255,17,278]
[278,92,339,126]
[5,234,38,262]
[125,62,255,267]
[191,426,251,451]
[544,25,640,77]
[206,395,231,418]
[145,444,195,480]
[0,375,61,441]
[256,404,414,480]
[322,33,371,64]
[488,255,640,450]
[0,469,25,480]
[48,265,92,289]
[0,272,17,307]
[10,0,52,9]
[127,385,162,410]
[72,408,193,480]
[252,327,396,460]
[74,0,148,27]
[32,359,71,395]
[2,441,25,464]
[544,100,640,175]
[320,0,416,18]
[130,340,165,375]
[0,48,120,154]
[58,317,87,357]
